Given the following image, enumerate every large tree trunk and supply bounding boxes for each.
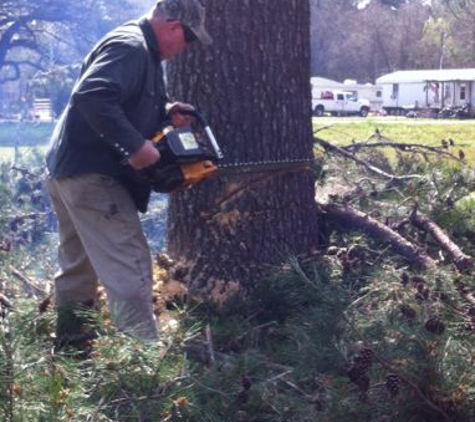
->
[166,0,319,297]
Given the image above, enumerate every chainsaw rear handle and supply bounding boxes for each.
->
[172,109,224,159]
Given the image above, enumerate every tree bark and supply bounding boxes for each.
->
[166,0,319,296]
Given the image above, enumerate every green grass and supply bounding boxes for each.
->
[0,121,53,163]
[0,146,48,163]
[2,118,475,164]
[0,121,54,146]
[313,117,475,163]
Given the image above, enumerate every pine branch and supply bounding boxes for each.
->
[343,138,462,163]
[314,136,425,181]
[343,315,455,422]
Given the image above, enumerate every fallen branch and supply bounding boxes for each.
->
[10,166,37,179]
[205,323,216,364]
[0,293,13,309]
[318,202,437,271]
[314,136,424,181]
[343,139,462,162]
[5,212,49,223]
[10,266,45,296]
[411,213,473,271]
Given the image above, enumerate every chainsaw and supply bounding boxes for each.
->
[136,109,313,193]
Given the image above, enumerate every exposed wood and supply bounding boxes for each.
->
[411,213,473,271]
[318,202,438,271]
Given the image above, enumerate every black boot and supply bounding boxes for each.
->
[54,301,98,357]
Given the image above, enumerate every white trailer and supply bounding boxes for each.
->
[376,68,475,115]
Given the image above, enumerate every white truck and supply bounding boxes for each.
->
[312,90,371,117]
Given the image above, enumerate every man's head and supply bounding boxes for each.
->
[151,0,212,59]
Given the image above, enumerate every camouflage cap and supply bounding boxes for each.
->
[156,0,212,44]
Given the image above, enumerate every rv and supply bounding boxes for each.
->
[376,68,475,116]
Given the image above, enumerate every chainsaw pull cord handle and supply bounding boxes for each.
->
[175,109,224,160]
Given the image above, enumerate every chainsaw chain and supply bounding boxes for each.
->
[218,158,314,169]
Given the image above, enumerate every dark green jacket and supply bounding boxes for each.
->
[46,18,169,212]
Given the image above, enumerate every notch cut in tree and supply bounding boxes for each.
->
[166,0,319,298]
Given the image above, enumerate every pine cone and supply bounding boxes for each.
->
[354,347,374,370]
[156,253,174,270]
[241,375,252,391]
[400,272,410,286]
[386,374,400,396]
[348,366,368,383]
[415,292,425,302]
[425,317,446,335]
[411,275,427,285]
[399,304,417,319]
[422,288,430,299]
[439,292,450,303]
[236,390,249,405]
[416,282,425,293]
[170,265,189,281]
[415,288,430,302]
[38,295,53,314]
[354,374,370,391]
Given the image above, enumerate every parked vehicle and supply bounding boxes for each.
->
[312,90,370,117]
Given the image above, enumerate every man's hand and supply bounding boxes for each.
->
[166,101,195,127]
[128,140,161,170]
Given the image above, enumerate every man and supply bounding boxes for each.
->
[46,0,212,343]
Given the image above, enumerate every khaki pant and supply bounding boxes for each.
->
[47,174,158,341]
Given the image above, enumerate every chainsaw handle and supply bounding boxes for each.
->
[173,108,207,127]
[173,109,224,160]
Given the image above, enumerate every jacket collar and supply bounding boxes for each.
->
[139,17,161,62]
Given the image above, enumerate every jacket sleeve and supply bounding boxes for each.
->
[71,41,148,159]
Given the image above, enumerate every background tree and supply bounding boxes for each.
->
[426,0,475,68]
[0,0,138,83]
[417,16,453,69]
[311,0,475,82]
[166,0,320,297]
[309,0,359,78]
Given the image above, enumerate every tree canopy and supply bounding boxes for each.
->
[0,0,139,83]
[311,0,475,82]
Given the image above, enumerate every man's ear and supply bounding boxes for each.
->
[167,19,182,31]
